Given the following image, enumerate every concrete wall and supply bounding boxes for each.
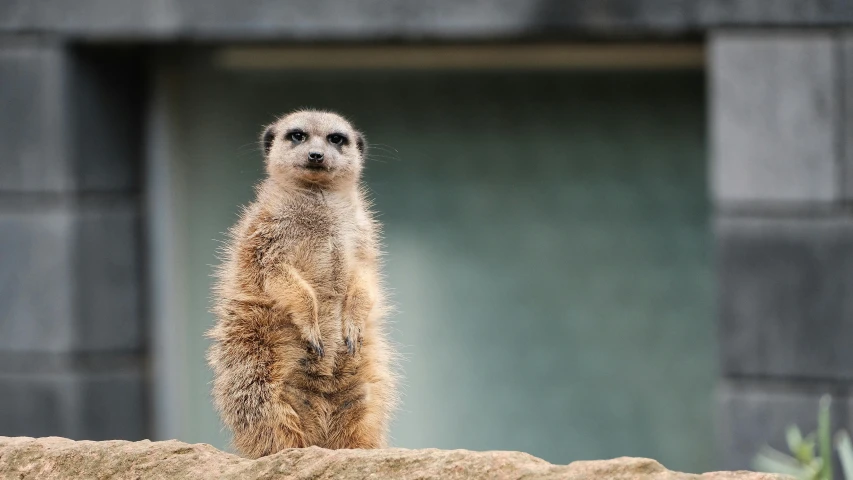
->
[0,39,147,440]
[0,0,851,469]
[1,1,851,40]
[710,31,853,469]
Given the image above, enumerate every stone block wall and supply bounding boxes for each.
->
[710,31,853,469]
[0,38,147,440]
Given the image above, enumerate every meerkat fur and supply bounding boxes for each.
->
[206,110,398,458]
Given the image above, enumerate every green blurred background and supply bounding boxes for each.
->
[156,64,713,472]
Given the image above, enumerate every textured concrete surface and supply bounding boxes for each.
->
[716,216,853,380]
[710,33,841,203]
[1,0,851,40]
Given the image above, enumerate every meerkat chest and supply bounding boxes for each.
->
[273,205,359,295]
[302,225,357,296]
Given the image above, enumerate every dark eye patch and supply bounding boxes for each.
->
[286,129,307,143]
[327,133,348,146]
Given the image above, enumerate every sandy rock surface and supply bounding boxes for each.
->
[0,436,789,479]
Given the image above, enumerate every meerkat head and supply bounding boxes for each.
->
[260,110,366,189]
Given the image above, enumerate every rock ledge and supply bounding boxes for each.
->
[0,436,788,479]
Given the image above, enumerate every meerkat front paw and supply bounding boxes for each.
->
[302,324,325,358]
[342,319,363,356]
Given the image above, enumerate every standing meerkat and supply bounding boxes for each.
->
[207,110,397,458]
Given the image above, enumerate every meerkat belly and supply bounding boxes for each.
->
[294,236,350,300]
[284,232,356,367]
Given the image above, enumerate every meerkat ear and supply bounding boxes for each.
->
[355,132,366,156]
[261,125,276,158]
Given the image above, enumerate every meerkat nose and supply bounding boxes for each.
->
[308,152,325,164]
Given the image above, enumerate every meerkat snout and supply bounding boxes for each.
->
[307,151,325,164]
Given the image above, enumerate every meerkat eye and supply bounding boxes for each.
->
[287,130,307,143]
[327,133,346,146]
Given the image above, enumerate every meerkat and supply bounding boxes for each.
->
[206,110,397,458]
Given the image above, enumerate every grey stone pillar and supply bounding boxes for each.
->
[710,31,853,469]
[0,37,147,440]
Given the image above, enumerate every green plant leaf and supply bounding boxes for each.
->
[836,430,853,480]
[819,395,833,480]
[753,394,842,480]
[754,445,814,478]
[789,425,805,454]
[793,432,817,465]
